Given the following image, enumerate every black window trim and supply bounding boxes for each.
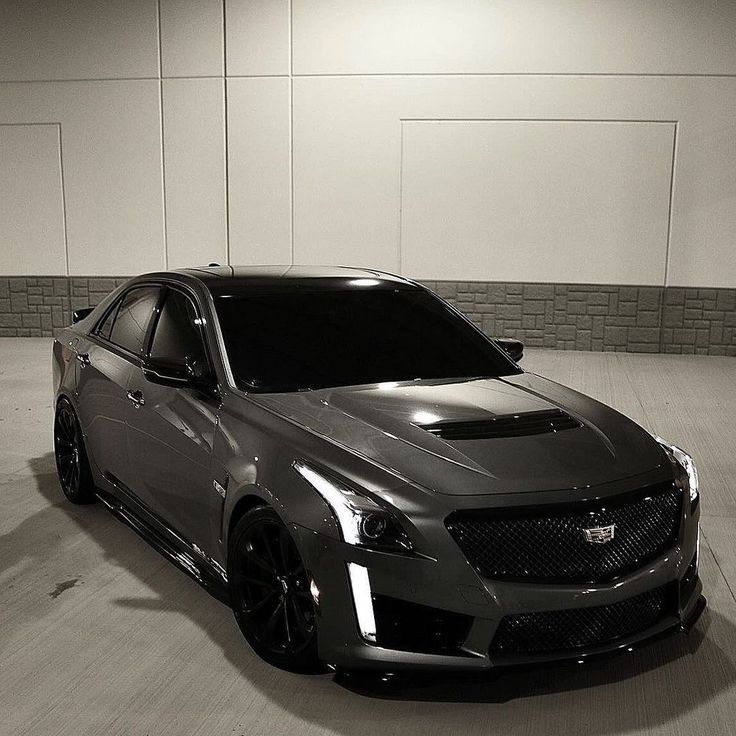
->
[90,282,165,365]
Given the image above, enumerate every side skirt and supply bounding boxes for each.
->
[96,489,231,606]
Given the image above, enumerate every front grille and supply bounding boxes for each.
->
[446,482,682,584]
[491,584,674,655]
[420,409,582,440]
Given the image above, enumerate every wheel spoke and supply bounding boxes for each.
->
[245,546,275,577]
[60,411,72,439]
[242,575,276,590]
[288,595,311,639]
[264,599,285,640]
[235,516,317,656]
[243,589,277,614]
[56,435,73,449]
[63,458,74,487]
[282,598,293,646]
[259,527,282,573]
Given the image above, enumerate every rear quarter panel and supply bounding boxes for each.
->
[52,328,78,400]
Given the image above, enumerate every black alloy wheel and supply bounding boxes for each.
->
[229,506,321,672]
[54,398,95,504]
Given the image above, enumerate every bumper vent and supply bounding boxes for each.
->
[491,584,673,655]
[420,408,582,441]
[371,595,473,655]
[446,482,683,584]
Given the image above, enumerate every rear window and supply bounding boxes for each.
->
[108,286,161,355]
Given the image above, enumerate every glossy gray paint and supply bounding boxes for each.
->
[52,266,702,670]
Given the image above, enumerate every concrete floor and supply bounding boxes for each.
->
[2,337,736,735]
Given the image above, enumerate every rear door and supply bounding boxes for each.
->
[125,286,221,553]
[75,285,161,492]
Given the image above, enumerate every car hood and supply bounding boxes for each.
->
[250,373,668,496]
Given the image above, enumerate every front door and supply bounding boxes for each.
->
[125,286,220,555]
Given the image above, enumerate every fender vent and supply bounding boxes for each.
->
[421,408,582,440]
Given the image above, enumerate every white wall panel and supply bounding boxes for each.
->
[292,0,736,76]
[226,0,290,76]
[0,0,158,81]
[665,81,736,288]
[0,81,164,275]
[160,0,224,77]
[163,79,227,269]
[0,124,66,275]
[401,120,674,284]
[0,2,734,289]
[227,78,291,265]
[293,75,736,287]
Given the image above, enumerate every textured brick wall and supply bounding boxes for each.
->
[661,288,736,355]
[1,275,735,355]
[422,281,736,356]
[0,277,126,338]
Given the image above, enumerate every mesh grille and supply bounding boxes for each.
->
[446,482,682,584]
[491,585,673,655]
[421,409,581,440]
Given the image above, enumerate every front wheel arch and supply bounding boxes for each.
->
[226,493,267,551]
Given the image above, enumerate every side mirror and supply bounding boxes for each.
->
[142,358,191,387]
[495,337,524,363]
[143,356,215,392]
[72,307,94,324]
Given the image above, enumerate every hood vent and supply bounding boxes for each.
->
[420,408,582,441]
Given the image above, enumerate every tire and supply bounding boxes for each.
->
[228,506,322,673]
[54,398,96,504]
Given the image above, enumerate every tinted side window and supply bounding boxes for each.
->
[96,302,118,341]
[149,289,208,371]
[109,286,160,355]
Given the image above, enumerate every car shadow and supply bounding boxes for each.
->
[16,453,736,734]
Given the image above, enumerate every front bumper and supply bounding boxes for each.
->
[293,506,703,671]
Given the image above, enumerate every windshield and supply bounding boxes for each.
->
[214,285,519,392]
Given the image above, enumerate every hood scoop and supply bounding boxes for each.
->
[420,408,582,441]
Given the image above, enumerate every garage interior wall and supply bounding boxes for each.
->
[1,0,735,353]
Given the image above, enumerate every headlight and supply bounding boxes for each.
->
[656,437,699,508]
[293,461,413,552]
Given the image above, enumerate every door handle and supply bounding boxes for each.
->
[126,390,145,408]
[76,352,91,367]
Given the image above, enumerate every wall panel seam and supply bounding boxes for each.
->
[397,120,405,273]
[223,1,231,265]
[2,73,735,84]
[663,122,679,288]
[56,123,70,277]
[156,0,169,269]
[289,0,295,266]
[400,118,679,124]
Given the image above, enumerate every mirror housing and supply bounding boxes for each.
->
[142,357,215,392]
[495,337,524,363]
[72,307,94,324]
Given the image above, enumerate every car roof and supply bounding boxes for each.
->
[169,265,418,294]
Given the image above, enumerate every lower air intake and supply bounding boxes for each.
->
[491,584,673,655]
[371,594,473,655]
